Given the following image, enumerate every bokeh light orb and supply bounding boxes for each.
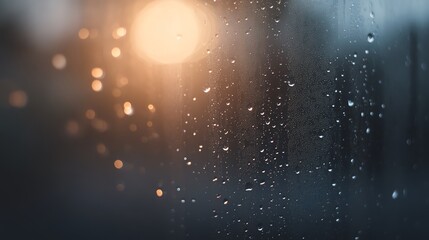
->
[131,0,202,64]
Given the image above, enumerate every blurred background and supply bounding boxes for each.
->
[1,0,429,239]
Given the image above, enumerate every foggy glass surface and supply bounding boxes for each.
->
[0,0,428,239]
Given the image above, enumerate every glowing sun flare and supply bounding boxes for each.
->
[131,0,214,64]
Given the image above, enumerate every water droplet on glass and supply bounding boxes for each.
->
[392,190,398,199]
[245,182,253,192]
[348,100,354,107]
[203,87,211,93]
[223,146,229,151]
[367,33,375,43]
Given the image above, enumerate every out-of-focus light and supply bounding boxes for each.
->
[131,0,200,64]
[129,124,138,132]
[112,89,122,98]
[156,189,163,197]
[65,120,80,136]
[91,80,103,92]
[9,90,27,108]
[114,159,124,169]
[147,104,156,113]
[91,118,108,132]
[78,28,90,39]
[96,143,107,155]
[116,183,125,191]
[123,101,134,116]
[113,27,127,39]
[91,67,104,78]
[85,109,96,119]
[111,47,121,58]
[131,0,217,64]
[117,77,128,87]
[147,121,153,127]
[52,54,67,70]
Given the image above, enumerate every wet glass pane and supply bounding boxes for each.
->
[1,0,429,239]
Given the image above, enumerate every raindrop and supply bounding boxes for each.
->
[367,33,375,43]
[392,190,398,199]
[223,199,229,205]
[203,87,211,93]
[247,106,253,111]
[223,146,229,151]
[348,100,354,107]
[245,182,253,192]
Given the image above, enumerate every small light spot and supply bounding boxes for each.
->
[113,27,127,39]
[52,54,67,70]
[91,118,108,132]
[148,104,156,113]
[91,67,104,78]
[146,121,153,127]
[9,90,27,108]
[91,80,103,92]
[65,120,80,136]
[117,77,128,87]
[78,28,90,39]
[96,143,107,155]
[116,183,125,191]
[111,47,121,58]
[156,188,163,197]
[85,109,96,119]
[114,159,124,169]
[124,101,134,116]
[129,124,137,132]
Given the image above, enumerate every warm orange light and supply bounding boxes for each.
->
[131,0,203,64]
[147,104,156,113]
[78,28,90,39]
[111,47,121,58]
[52,54,67,70]
[9,90,27,108]
[91,67,104,78]
[123,101,134,116]
[146,121,153,127]
[91,80,103,92]
[113,27,127,39]
[96,143,107,155]
[117,77,129,87]
[114,159,124,169]
[156,189,163,197]
[85,109,96,119]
